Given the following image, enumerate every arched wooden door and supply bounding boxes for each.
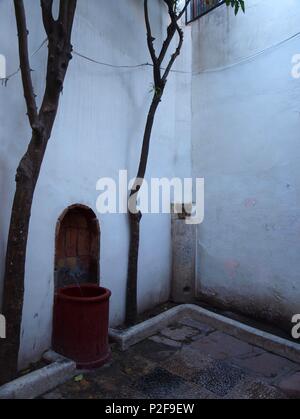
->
[55,205,100,289]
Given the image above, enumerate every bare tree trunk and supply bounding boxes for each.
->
[0,0,77,385]
[1,133,45,383]
[126,212,141,325]
[125,0,188,326]
[126,97,161,325]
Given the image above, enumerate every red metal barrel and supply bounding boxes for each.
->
[52,284,111,369]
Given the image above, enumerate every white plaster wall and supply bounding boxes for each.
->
[191,0,300,329]
[0,0,191,368]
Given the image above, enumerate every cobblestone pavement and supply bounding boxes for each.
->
[42,317,300,399]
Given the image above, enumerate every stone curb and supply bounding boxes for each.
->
[109,304,300,363]
[109,305,189,350]
[0,352,76,399]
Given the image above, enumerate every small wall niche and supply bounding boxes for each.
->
[54,205,100,290]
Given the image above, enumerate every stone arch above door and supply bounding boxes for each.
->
[55,204,100,289]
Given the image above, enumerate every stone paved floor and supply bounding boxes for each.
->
[42,317,300,399]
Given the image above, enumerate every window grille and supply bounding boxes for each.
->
[186,0,225,23]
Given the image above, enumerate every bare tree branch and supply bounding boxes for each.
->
[144,0,158,64]
[65,0,77,41]
[144,0,161,85]
[162,19,184,82]
[158,23,176,65]
[40,0,54,35]
[58,0,76,35]
[14,0,38,128]
[177,0,191,21]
